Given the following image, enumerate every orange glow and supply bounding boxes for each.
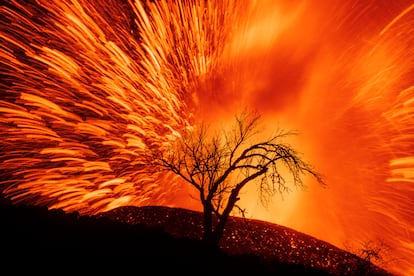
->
[1,1,414,275]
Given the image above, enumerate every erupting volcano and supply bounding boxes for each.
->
[1,0,414,275]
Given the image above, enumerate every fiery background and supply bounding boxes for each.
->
[1,0,413,275]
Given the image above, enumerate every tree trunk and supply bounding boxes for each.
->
[212,217,226,246]
[212,193,239,247]
[202,203,214,244]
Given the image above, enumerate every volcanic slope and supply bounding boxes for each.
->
[99,205,392,275]
[1,200,392,275]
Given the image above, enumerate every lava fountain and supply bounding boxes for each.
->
[1,0,413,275]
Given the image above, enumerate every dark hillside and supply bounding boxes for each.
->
[101,205,392,275]
[0,201,391,275]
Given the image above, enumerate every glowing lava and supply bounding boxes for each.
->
[1,0,414,275]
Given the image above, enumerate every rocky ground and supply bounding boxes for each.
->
[100,205,392,275]
[1,201,392,275]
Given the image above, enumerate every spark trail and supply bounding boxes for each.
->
[1,0,414,275]
[0,0,243,213]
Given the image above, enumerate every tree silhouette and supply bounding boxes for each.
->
[148,111,325,247]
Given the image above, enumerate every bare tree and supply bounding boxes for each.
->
[343,239,393,275]
[148,111,324,246]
